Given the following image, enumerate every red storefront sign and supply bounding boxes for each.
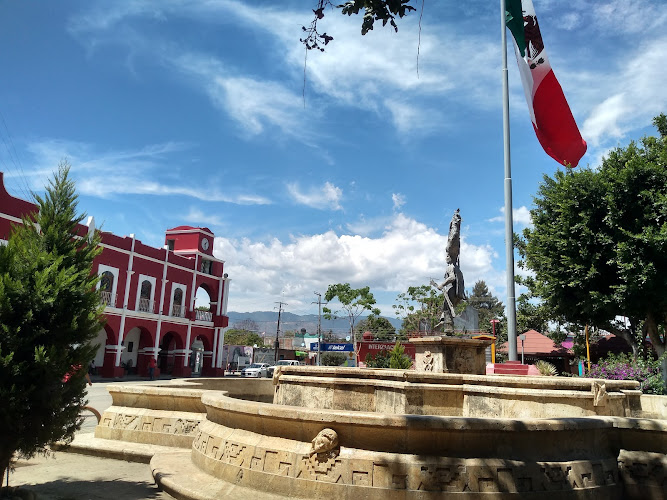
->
[357,341,416,363]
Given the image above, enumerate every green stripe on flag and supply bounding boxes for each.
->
[506,0,526,57]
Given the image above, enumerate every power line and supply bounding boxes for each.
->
[0,108,32,200]
[274,301,287,363]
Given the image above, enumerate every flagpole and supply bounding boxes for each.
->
[500,0,518,362]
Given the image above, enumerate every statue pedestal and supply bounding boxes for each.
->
[409,336,493,375]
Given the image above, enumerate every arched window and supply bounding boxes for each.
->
[100,271,115,306]
[138,280,152,312]
[172,288,184,317]
[100,271,114,291]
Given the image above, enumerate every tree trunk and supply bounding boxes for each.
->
[609,325,639,357]
[1,454,11,495]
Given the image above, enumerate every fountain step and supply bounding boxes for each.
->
[487,362,533,375]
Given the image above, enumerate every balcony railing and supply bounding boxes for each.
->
[100,291,116,308]
[195,309,213,322]
[138,297,155,313]
[171,304,184,317]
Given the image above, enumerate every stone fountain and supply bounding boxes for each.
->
[82,210,666,498]
[84,369,666,499]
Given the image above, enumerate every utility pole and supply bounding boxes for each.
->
[274,301,286,363]
[313,292,327,366]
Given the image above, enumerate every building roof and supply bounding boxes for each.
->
[500,329,571,357]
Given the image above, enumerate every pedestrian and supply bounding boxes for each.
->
[149,356,156,381]
[89,359,96,376]
[63,364,92,386]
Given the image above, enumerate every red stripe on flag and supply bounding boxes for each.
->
[531,70,587,167]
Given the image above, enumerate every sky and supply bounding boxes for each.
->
[1,0,666,320]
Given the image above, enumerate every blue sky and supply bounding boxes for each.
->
[1,1,665,318]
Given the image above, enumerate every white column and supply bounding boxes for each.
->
[115,234,136,366]
[213,273,225,368]
[183,254,199,367]
[153,245,170,360]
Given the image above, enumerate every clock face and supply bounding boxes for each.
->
[201,238,210,251]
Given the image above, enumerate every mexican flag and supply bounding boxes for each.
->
[506,0,587,167]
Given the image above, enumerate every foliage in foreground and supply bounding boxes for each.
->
[588,353,665,395]
[518,114,667,386]
[0,164,103,484]
[365,342,412,369]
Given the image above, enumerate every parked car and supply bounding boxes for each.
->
[266,359,304,377]
[241,363,270,378]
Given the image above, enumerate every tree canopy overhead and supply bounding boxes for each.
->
[518,114,667,383]
[302,0,417,51]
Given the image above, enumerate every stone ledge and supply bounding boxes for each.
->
[151,450,287,500]
[55,432,181,464]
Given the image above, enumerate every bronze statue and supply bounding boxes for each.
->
[430,209,465,333]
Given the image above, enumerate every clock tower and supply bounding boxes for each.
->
[165,226,215,257]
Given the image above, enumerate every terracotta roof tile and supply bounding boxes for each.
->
[500,329,570,356]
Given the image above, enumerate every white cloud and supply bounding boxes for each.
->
[591,0,667,35]
[182,207,224,228]
[572,35,667,151]
[170,52,311,138]
[286,181,342,210]
[488,206,532,226]
[67,0,500,136]
[214,213,498,315]
[22,139,272,205]
[392,193,406,210]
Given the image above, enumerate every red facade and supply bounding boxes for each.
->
[0,172,230,379]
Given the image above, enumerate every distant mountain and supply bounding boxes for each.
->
[226,311,403,336]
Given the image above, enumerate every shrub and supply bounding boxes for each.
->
[365,349,390,368]
[536,360,557,376]
[588,353,665,395]
[389,342,412,369]
[321,352,346,366]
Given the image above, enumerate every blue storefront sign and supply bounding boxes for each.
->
[311,342,353,352]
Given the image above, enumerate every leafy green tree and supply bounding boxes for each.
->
[389,341,412,369]
[393,284,442,335]
[0,164,103,485]
[321,352,347,366]
[223,329,264,346]
[323,283,380,358]
[355,314,396,340]
[515,292,550,335]
[518,115,667,385]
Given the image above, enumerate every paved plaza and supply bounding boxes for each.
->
[6,379,176,500]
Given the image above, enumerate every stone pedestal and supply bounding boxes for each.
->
[410,336,493,375]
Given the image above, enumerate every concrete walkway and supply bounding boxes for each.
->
[4,379,177,500]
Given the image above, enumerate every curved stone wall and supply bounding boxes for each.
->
[179,392,666,499]
[95,378,273,448]
[273,366,644,418]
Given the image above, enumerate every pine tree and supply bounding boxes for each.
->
[0,163,103,485]
[467,280,505,333]
[389,341,412,369]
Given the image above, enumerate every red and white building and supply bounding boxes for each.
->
[0,172,230,378]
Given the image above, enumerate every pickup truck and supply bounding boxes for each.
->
[267,359,304,377]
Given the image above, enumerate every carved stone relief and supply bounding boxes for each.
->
[192,427,619,493]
